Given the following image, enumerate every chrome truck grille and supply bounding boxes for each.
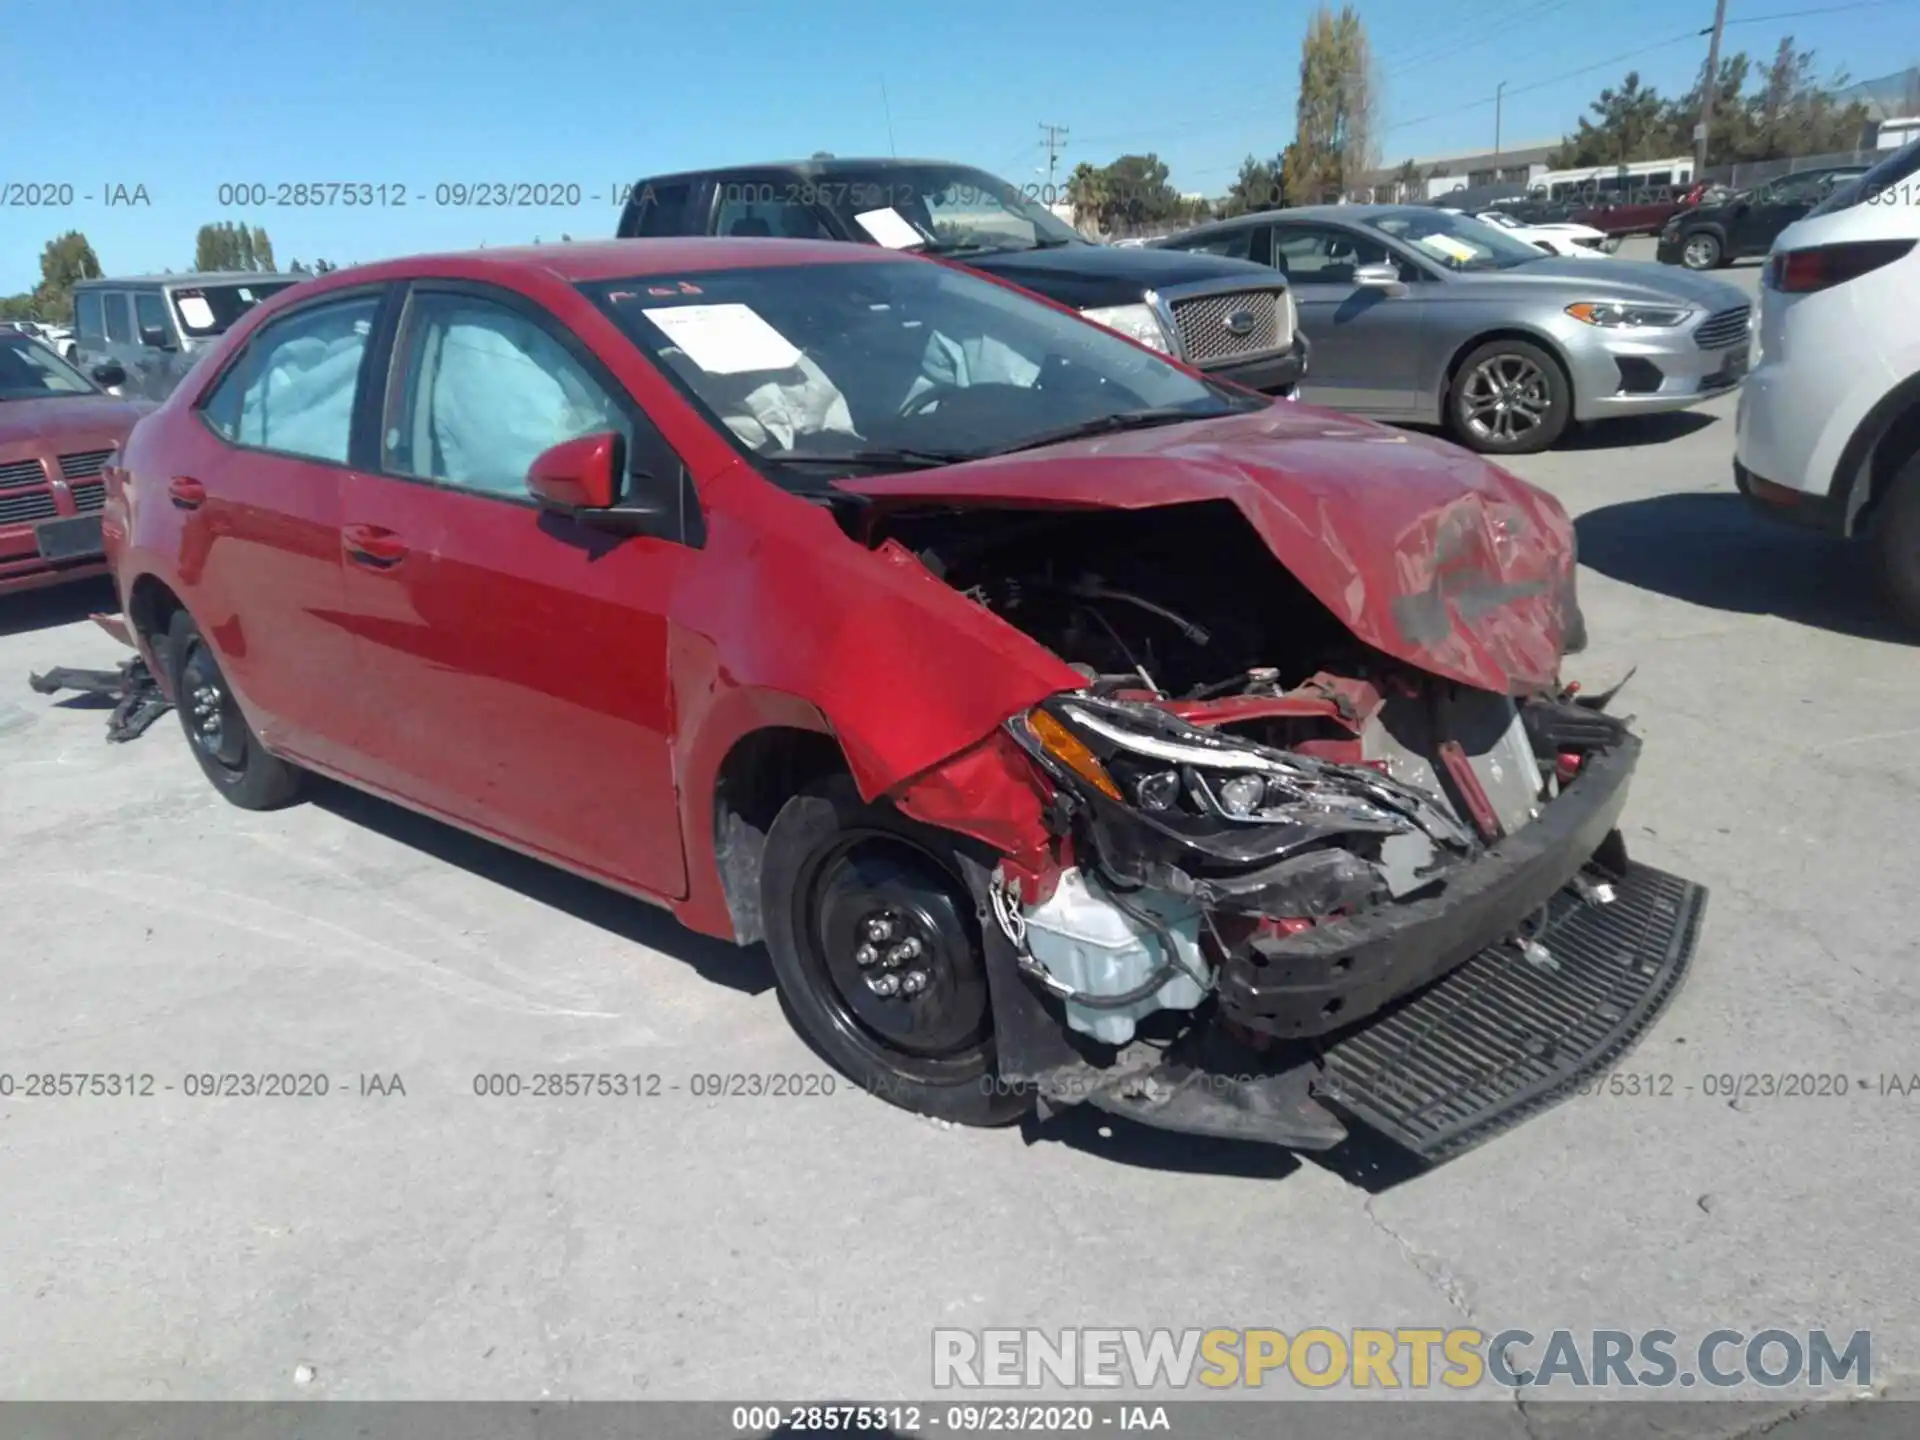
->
[1163,284,1294,367]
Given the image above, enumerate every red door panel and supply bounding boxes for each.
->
[333,473,689,901]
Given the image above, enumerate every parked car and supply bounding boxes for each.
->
[1733,139,1920,630]
[100,237,1701,1165]
[1658,166,1870,270]
[1455,209,1613,258]
[1570,186,1694,242]
[614,158,1310,396]
[72,271,304,402]
[0,329,150,597]
[1152,205,1752,454]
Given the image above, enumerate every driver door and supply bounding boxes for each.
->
[1268,222,1426,416]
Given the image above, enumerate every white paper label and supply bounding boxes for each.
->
[641,303,801,375]
[853,207,926,249]
[1416,234,1479,262]
[176,296,216,329]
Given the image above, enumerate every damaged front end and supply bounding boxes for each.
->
[868,497,1704,1167]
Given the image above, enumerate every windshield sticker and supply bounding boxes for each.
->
[1416,233,1479,262]
[175,296,217,330]
[641,302,801,374]
[854,207,926,249]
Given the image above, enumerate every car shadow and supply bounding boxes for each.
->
[307,775,774,996]
[0,575,118,638]
[1557,409,1718,450]
[1575,491,1912,643]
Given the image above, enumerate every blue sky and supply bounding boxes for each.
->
[4,0,1910,293]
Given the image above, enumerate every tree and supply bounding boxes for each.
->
[193,221,279,272]
[1065,161,1108,232]
[1221,154,1287,217]
[251,225,276,271]
[313,259,337,274]
[1064,155,1187,236]
[1392,158,1424,202]
[1548,71,1671,168]
[33,231,102,320]
[1292,4,1379,204]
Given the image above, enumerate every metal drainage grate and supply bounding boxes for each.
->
[1315,860,1706,1164]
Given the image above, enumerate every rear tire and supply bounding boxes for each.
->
[1447,338,1572,455]
[166,608,304,809]
[760,775,1031,1127]
[1868,452,1920,635]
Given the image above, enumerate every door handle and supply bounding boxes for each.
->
[167,476,206,510]
[343,523,408,568]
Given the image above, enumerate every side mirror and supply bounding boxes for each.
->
[138,324,175,351]
[90,360,127,388]
[1353,263,1405,293]
[526,430,681,540]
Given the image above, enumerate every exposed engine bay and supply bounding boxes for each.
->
[870,499,1637,1056]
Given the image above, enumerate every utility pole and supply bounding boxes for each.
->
[1494,81,1507,163]
[1695,0,1729,177]
[1039,122,1069,196]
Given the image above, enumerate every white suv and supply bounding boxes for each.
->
[1734,138,1920,630]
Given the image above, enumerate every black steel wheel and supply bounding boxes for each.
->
[760,776,1031,1126]
[166,608,304,809]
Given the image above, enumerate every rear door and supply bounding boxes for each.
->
[174,288,387,766]
[333,281,691,899]
[73,290,108,378]
[1269,222,1427,415]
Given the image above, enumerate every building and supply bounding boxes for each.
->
[1351,143,1557,203]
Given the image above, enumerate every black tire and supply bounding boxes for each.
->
[760,775,1031,1127]
[1867,451,1920,635]
[1680,230,1722,270]
[165,608,304,809]
[1447,338,1573,455]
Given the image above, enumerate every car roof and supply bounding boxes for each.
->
[630,157,1000,186]
[281,237,910,290]
[74,271,304,288]
[1181,203,1416,234]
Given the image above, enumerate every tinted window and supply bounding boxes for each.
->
[1172,228,1255,261]
[75,291,104,343]
[134,291,174,345]
[103,292,133,343]
[1271,225,1397,283]
[713,188,829,240]
[382,292,628,498]
[626,181,694,237]
[203,295,378,463]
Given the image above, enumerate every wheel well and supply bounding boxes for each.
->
[712,727,851,946]
[1855,391,1920,534]
[1440,329,1573,418]
[126,575,186,677]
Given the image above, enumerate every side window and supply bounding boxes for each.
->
[75,292,104,343]
[133,292,174,347]
[1270,227,1394,285]
[102,292,133,344]
[381,291,629,499]
[1181,229,1255,261]
[629,180,693,237]
[201,295,378,463]
[712,185,828,240]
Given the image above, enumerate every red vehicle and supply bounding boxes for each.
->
[100,238,1704,1164]
[1,329,150,596]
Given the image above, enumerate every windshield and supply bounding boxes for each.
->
[1476,211,1523,230]
[809,165,1084,256]
[169,281,298,338]
[588,259,1253,488]
[1363,208,1549,271]
[0,332,97,400]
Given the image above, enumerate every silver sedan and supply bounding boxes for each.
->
[1152,205,1752,454]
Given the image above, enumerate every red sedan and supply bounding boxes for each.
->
[1,330,150,597]
[101,237,1702,1164]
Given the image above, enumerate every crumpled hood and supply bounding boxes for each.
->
[835,403,1577,695]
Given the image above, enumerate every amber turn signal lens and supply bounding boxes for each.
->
[1025,708,1124,802]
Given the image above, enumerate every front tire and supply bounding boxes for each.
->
[166,608,304,809]
[1868,452,1920,635]
[1447,338,1572,455]
[1681,231,1723,270]
[760,775,1031,1127]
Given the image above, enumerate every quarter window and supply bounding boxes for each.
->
[201,295,379,463]
[382,292,628,499]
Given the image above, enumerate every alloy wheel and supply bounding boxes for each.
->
[1460,354,1552,447]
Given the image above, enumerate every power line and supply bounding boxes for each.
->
[1382,0,1580,80]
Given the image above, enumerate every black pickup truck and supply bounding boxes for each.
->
[614,157,1309,395]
